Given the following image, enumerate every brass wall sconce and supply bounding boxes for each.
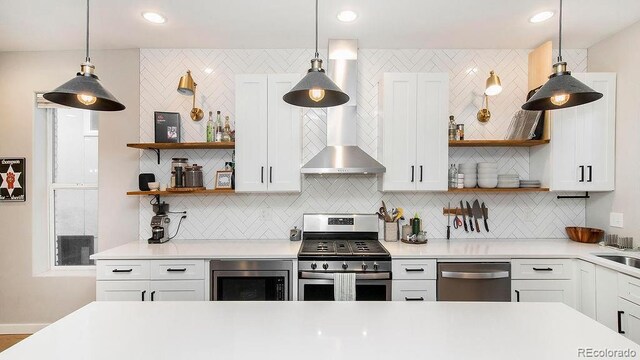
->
[477,70,502,123]
[177,70,204,121]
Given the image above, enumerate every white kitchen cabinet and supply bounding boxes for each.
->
[575,260,596,319]
[392,280,436,301]
[512,280,575,307]
[235,74,302,193]
[379,73,449,191]
[97,281,149,301]
[530,73,616,191]
[595,265,619,331]
[149,280,205,301]
[618,299,640,344]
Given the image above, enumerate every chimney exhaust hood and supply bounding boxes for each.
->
[301,39,386,175]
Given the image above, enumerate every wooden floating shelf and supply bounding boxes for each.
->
[449,139,550,147]
[127,142,235,150]
[127,189,235,196]
[448,187,549,193]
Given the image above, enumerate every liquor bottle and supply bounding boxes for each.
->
[206,111,214,142]
[222,116,232,142]
[214,111,223,142]
[448,115,457,141]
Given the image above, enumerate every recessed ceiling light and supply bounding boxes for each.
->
[529,11,554,23]
[337,10,358,23]
[142,12,166,24]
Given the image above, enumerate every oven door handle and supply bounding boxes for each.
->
[299,272,391,280]
[441,271,510,279]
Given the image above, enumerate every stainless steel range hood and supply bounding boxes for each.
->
[301,40,386,175]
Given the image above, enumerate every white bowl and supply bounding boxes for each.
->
[477,169,497,174]
[463,179,477,188]
[478,179,498,188]
[478,163,498,169]
[148,182,160,190]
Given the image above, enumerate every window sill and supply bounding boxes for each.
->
[35,267,96,278]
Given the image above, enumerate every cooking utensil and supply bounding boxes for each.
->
[465,201,474,232]
[481,202,489,232]
[394,207,404,222]
[453,208,462,229]
[472,200,483,233]
[459,201,468,232]
[566,227,604,243]
[447,202,451,240]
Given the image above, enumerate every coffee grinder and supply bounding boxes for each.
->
[148,202,171,244]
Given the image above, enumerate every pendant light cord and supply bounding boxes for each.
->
[314,0,319,59]
[85,0,90,62]
[557,0,563,62]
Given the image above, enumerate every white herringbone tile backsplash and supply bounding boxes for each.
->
[138,48,587,240]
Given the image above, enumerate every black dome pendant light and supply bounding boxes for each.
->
[44,0,125,111]
[522,0,602,111]
[283,0,349,108]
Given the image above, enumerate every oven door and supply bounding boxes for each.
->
[298,272,391,301]
[213,270,289,301]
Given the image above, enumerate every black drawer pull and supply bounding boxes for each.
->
[405,268,425,272]
[112,269,133,273]
[151,291,156,301]
[515,290,520,302]
[618,311,625,334]
[532,267,553,272]
[405,297,424,301]
[141,290,146,301]
[166,268,187,272]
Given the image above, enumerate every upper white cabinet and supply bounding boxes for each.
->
[378,73,449,191]
[531,73,616,191]
[235,74,302,193]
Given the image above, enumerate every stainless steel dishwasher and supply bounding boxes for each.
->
[437,262,511,301]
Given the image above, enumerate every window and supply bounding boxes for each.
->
[46,106,98,267]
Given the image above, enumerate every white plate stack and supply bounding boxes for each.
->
[477,162,498,188]
[458,163,477,188]
[519,180,542,188]
[497,173,520,188]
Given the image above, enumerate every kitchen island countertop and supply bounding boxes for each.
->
[1,301,637,360]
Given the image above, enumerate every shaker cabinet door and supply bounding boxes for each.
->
[235,74,269,192]
[379,73,418,191]
[96,281,149,301]
[416,73,449,191]
[267,74,302,192]
[512,280,575,308]
[150,280,206,301]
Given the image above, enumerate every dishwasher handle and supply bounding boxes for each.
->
[441,270,510,280]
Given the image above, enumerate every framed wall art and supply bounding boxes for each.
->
[0,158,26,202]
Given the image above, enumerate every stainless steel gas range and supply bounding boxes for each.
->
[298,213,391,301]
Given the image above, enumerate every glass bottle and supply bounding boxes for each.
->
[206,111,214,142]
[214,111,223,142]
[448,164,458,188]
[448,115,457,141]
[222,116,232,142]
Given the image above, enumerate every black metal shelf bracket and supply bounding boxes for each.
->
[153,148,160,164]
[557,192,590,199]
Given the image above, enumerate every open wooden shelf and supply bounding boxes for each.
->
[448,187,549,193]
[127,142,235,150]
[127,189,235,196]
[449,139,549,147]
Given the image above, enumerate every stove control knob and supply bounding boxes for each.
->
[310,262,317,270]
[322,263,329,270]
[373,262,379,271]
[342,262,348,270]
[362,263,368,271]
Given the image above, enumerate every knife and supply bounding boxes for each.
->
[465,201,474,232]
[459,200,468,232]
[472,200,483,233]
[481,202,489,232]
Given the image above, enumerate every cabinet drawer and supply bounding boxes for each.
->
[150,260,205,280]
[511,259,573,280]
[618,274,640,306]
[97,260,150,280]
[392,280,436,301]
[392,259,437,280]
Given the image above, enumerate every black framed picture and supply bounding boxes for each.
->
[0,158,26,202]
[154,111,181,143]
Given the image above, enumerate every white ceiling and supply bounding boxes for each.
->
[1,0,640,51]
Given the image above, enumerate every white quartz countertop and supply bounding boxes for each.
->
[1,301,637,360]
[90,239,301,260]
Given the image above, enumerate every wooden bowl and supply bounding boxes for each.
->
[565,227,604,243]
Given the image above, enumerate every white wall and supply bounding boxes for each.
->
[0,49,139,331]
[587,21,640,244]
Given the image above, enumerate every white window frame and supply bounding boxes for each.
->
[44,105,98,272]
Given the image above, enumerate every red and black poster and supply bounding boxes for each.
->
[0,158,25,202]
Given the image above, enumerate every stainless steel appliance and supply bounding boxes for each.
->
[437,262,511,301]
[148,214,170,244]
[211,260,292,301]
[298,213,391,301]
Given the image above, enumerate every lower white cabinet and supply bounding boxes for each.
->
[392,280,436,302]
[96,259,207,302]
[511,280,575,307]
[596,265,619,331]
[575,260,597,319]
[618,298,640,344]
